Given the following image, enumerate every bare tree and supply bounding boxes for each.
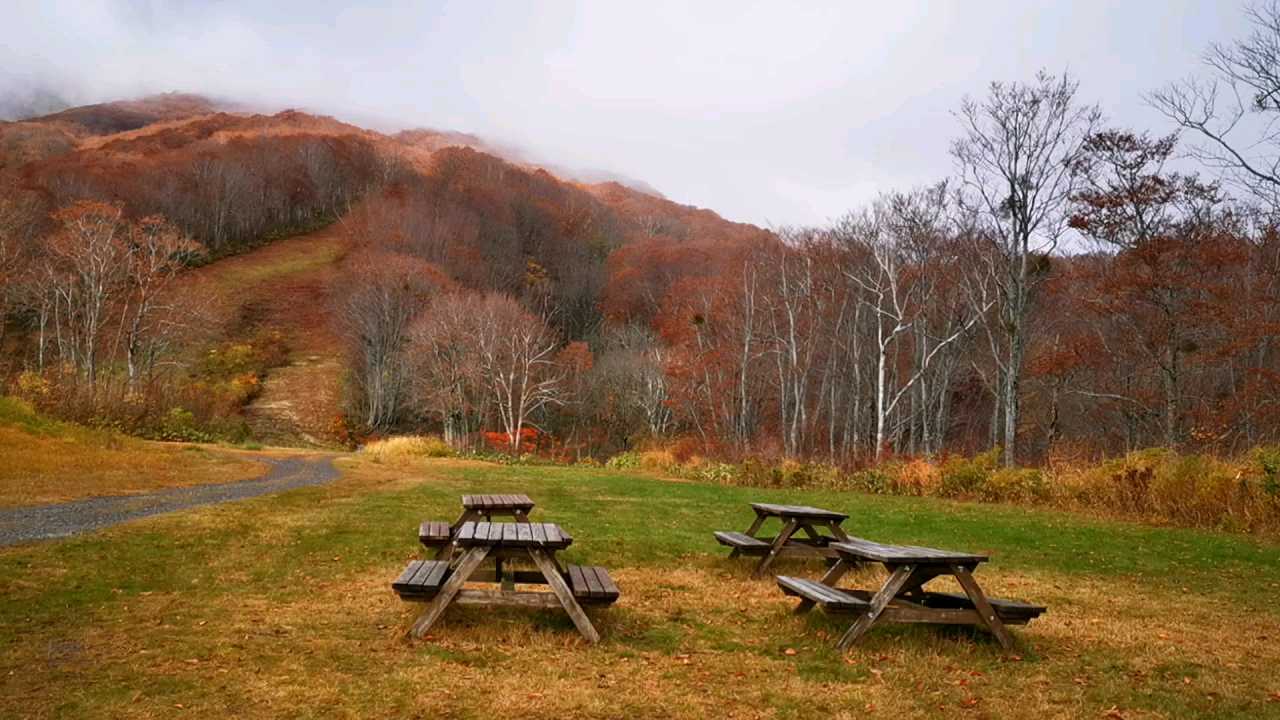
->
[119,216,200,387]
[837,184,990,460]
[1149,1,1280,207]
[337,253,439,430]
[409,292,487,449]
[472,293,564,454]
[41,202,131,387]
[952,70,1100,466]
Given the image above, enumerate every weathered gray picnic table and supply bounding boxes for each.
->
[418,494,537,559]
[714,502,851,577]
[394,521,619,643]
[777,536,1045,651]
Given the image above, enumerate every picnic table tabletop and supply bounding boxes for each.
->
[750,502,848,521]
[454,521,573,550]
[831,537,988,565]
[462,493,536,512]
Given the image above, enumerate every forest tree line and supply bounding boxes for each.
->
[2,5,1280,464]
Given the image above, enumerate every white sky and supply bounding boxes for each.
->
[0,1,1255,226]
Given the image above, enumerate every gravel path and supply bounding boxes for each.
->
[0,455,339,547]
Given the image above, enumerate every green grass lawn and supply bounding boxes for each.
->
[3,456,1279,718]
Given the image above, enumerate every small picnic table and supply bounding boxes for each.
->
[777,537,1045,651]
[394,521,618,644]
[714,502,851,578]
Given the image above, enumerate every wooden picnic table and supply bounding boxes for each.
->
[714,502,851,578]
[458,494,536,524]
[393,521,619,644]
[777,536,1045,651]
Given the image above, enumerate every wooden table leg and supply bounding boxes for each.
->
[753,519,798,578]
[837,563,915,650]
[513,509,531,523]
[795,558,855,614]
[828,520,850,543]
[730,512,767,559]
[444,510,481,561]
[950,563,1015,651]
[408,546,489,639]
[528,548,600,644]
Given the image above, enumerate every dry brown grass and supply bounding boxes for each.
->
[6,554,1278,718]
[0,426,264,507]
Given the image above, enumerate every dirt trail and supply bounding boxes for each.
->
[0,454,340,546]
[185,222,352,447]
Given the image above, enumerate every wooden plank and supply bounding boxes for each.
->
[568,565,587,596]
[393,560,425,589]
[544,524,562,545]
[531,522,547,544]
[454,589,561,608]
[583,566,605,599]
[594,567,620,598]
[424,559,449,587]
[530,549,600,644]
[502,523,517,544]
[516,523,534,545]
[714,531,772,550]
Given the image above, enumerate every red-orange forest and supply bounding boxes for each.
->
[1,87,1278,467]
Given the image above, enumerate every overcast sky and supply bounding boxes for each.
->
[0,1,1255,227]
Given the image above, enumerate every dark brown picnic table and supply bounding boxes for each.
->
[714,502,851,577]
[394,521,619,643]
[777,537,1045,651]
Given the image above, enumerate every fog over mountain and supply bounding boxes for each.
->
[0,1,1253,225]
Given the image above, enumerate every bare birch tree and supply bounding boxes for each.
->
[951,70,1100,466]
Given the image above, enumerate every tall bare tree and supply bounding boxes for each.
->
[1149,1,1280,208]
[952,70,1100,466]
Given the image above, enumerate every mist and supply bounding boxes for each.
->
[0,0,1251,226]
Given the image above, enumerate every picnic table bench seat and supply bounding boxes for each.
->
[776,576,869,612]
[418,521,452,548]
[908,591,1046,624]
[713,530,772,555]
[392,560,452,599]
[565,565,620,605]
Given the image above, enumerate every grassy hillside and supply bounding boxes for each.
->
[0,397,263,507]
[3,452,1277,718]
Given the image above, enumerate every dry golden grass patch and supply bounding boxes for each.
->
[0,427,264,507]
